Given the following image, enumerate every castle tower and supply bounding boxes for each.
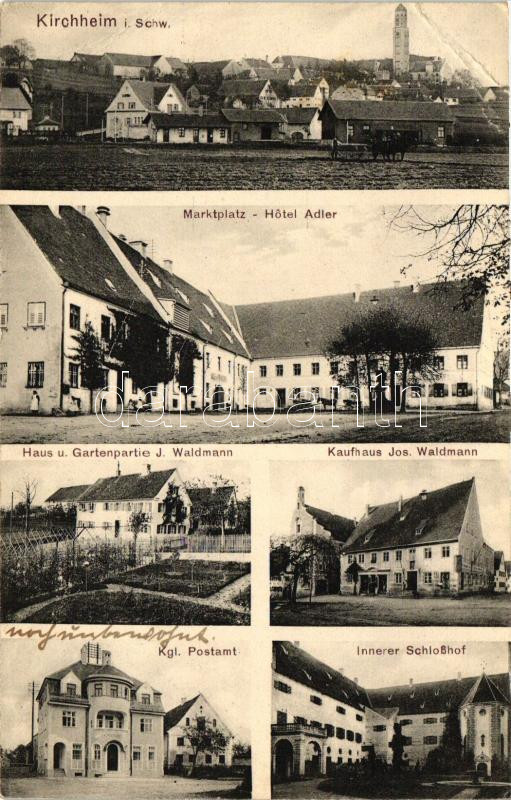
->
[393,4,410,76]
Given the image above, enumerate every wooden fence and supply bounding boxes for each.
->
[186,533,251,553]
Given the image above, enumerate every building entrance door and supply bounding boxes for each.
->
[274,739,294,779]
[406,571,418,591]
[53,742,65,770]
[107,743,119,772]
[207,128,214,143]
[378,574,387,593]
[261,125,272,139]
[276,389,286,409]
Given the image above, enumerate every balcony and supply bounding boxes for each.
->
[271,722,327,737]
[48,692,90,707]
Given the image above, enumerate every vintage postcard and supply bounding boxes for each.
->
[0,2,508,190]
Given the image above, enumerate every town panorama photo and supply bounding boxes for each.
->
[0,2,508,189]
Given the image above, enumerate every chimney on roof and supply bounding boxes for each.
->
[163,259,173,274]
[293,641,300,648]
[365,504,371,516]
[146,464,151,474]
[298,486,305,507]
[412,279,420,294]
[398,495,403,513]
[338,668,344,676]
[409,678,413,686]
[457,672,462,681]
[393,280,400,288]
[129,240,148,258]
[181,697,187,704]
[118,233,127,242]
[354,677,359,685]
[96,206,110,228]
[354,283,361,303]
[420,489,428,502]
[117,461,121,477]
[102,649,112,666]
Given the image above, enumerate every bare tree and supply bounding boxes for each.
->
[389,205,510,324]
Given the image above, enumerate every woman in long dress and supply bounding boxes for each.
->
[30,390,40,415]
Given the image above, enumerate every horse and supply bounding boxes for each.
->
[371,133,407,162]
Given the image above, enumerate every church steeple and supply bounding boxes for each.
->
[393,3,410,76]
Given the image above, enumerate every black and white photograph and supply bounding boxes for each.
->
[271,639,511,798]
[1,458,251,625]
[1,202,509,444]
[0,2,508,190]
[270,459,511,627]
[0,636,252,798]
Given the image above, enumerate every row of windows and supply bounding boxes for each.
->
[175,752,224,764]
[204,353,242,374]
[259,362,320,378]
[347,546,451,564]
[177,127,227,138]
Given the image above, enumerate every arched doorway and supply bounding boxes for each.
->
[274,739,293,780]
[212,385,225,410]
[53,742,65,771]
[305,740,322,776]
[106,743,119,772]
[476,762,488,778]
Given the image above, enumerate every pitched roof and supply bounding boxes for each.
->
[112,236,250,357]
[221,108,286,123]
[35,115,59,126]
[321,99,454,122]
[288,81,322,98]
[221,79,269,98]
[72,52,102,65]
[235,280,486,359]
[104,52,154,67]
[274,642,371,711]
[342,478,474,554]
[188,485,236,513]
[144,112,227,129]
[273,55,331,69]
[78,469,176,502]
[12,206,161,322]
[369,673,510,716]
[164,695,200,731]
[282,107,318,124]
[305,505,355,543]
[463,673,510,706]
[119,79,184,112]
[45,484,91,503]
[0,87,31,110]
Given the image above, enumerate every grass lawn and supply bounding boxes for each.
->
[1,775,245,799]
[272,777,510,799]
[25,590,249,625]
[110,560,250,598]
[271,593,511,627]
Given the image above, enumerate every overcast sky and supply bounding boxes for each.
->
[98,203,473,306]
[279,639,510,688]
[0,459,250,507]
[270,459,510,556]
[0,635,251,750]
[2,2,508,85]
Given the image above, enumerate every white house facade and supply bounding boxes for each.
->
[105,80,187,140]
[272,642,510,780]
[164,693,234,770]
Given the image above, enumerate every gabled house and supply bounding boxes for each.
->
[45,466,191,546]
[220,78,279,109]
[222,58,271,79]
[187,485,238,533]
[281,107,322,140]
[235,280,495,412]
[70,52,102,74]
[272,55,331,74]
[100,52,154,79]
[164,693,233,770]
[33,115,60,133]
[0,86,32,134]
[494,550,508,592]
[482,86,509,103]
[272,641,510,779]
[280,79,329,109]
[105,80,187,139]
[151,56,188,77]
[340,478,495,597]
[36,643,165,778]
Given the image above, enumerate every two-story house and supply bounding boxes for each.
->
[164,693,233,770]
[105,80,187,139]
[220,79,280,109]
[46,466,191,546]
[36,643,164,778]
[340,478,495,597]
[235,280,495,413]
[272,641,510,780]
[0,86,32,135]
[280,79,329,109]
